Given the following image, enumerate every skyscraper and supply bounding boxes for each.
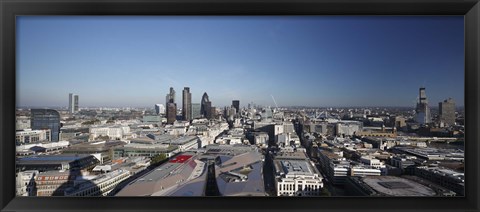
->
[204,101,212,119]
[232,100,240,114]
[165,87,177,124]
[439,98,456,127]
[31,109,60,142]
[166,103,177,124]
[415,87,432,124]
[201,92,210,117]
[68,93,79,114]
[182,87,192,121]
[191,103,201,119]
[165,87,175,104]
[210,106,217,120]
[155,104,165,115]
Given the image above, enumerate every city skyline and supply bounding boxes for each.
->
[17,16,464,108]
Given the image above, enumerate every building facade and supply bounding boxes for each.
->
[68,93,79,114]
[182,87,192,121]
[64,169,131,196]
[191,103,201,119]
[30,109,61,142]
[232,100,240,114]
[165,87,175,104]
[415,87,432,124]
[16,129,51,144]
[155,104,165,115]
[166,103,177,124]
[439,98,456,127]
[201,92,210,117]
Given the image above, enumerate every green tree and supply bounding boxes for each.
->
[150,153,167,165]
[320,187,331,196]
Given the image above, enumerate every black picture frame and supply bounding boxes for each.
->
[1,0,479,212]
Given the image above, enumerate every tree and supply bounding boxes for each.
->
[150,153,167,165]
[320,187,331,196]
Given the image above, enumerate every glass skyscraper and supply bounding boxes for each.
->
[30,109,61,142]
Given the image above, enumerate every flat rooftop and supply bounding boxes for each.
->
[17,154,92,164]
[280,160,313,175]
[359,176,437,196]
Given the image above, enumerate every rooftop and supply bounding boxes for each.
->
[357,176,437,196]
[17,154,93,164]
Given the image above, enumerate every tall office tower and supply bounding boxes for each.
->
[68,93,79,114]
[165,87,176,104]
[210,106,217,120]
[182,87,192,121]
[232,100,240,114]
[201,92,210,117]
[204,101,212,119]
[191,103,201,119]
[166,103,177,124]
[31,109,60,142]
[439,98,456,127]
[415,87,432,124]
[155,104,166,115]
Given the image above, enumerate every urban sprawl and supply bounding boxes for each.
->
[15,87,465,197]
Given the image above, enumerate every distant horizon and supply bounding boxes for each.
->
[15,104,465,110]
[17,16,464,108]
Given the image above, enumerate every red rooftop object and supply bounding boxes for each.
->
[169,155,192,163]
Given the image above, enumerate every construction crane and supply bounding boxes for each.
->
[271,95,279,112]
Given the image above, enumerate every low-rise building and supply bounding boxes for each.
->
[16,129,51,144]
[17,154,100,172]
[16,170,38,196]
[89,125,131,140]
[64,169,131,196]
[113,143,178,159]
[62,140,126,164]
[345,176,442,196]
[206,145,266,196]
[273,148,323,196]
[414,166,465,196]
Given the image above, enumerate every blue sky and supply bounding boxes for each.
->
[16,16,464,108]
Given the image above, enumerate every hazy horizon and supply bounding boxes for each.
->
[16,16,465,108]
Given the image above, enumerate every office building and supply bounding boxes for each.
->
[273,148,323,196]
[89,126,131,140]
[113,142,177,159]
[232,100,240,114]
[15,129,51,144]
[68,93,79,114]
[191,103,201,119]
[17,154,100,172]
[166,103,177,124]
[16,170,38,196]
[182,87,192,121]
[16,116,31,131]
[415,87,432,124]
[165,87,175,104]
[415,166,464,196]
[64,169,131,196]
[210,106,216,120]
[204,101,212,119]
[439,98,456,127]
[30,109,61,142]
[206,145,266,196]
[201,92,210,117]
[345,176,444,196]
[155,104,165,115]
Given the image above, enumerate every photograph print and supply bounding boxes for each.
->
[15,16,465,197]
